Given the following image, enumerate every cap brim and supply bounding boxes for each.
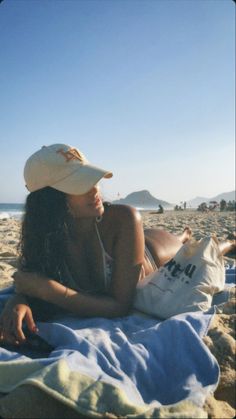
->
[51,164,113,195]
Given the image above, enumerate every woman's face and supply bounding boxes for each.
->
[67,184,104,219]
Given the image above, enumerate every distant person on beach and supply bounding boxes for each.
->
[0,143,235,345]
[157,204,164,214]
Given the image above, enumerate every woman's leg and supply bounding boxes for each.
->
[144,228,191,268]
[218,233,236,257]
[177,227,192,243]
[145,229,236,269]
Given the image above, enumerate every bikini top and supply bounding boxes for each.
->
[94,222,157,291]
[61,222,113,294]
[94,222,113,291]
[62,221,157,294]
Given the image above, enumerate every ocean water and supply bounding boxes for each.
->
[0,203,25,220]
[0,203,173,220]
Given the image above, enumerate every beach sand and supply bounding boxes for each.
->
[0,210,235,418]
[141,208,235,241]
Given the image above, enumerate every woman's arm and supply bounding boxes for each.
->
[14,206,145,318]
[14,272,127,317]
[106,205,145,310]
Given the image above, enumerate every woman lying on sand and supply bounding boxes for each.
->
[0,143,235,345]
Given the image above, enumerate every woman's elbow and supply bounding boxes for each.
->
[109,300,132,318]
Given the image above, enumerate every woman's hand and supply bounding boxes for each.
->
[0,295,38,345]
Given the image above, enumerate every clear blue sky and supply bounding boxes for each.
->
[0,0,235,204]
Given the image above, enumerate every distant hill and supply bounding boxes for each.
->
[212,191,236,202]
[187,190,235,208]
[112,190,173,209]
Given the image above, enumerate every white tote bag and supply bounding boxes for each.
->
[134,237,225,319]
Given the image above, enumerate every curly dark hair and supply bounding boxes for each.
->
[18,187,70,282]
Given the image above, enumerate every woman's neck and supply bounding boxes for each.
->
[67,216,97,239]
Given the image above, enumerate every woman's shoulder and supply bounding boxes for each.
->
[103,203,142,227]
[101,204,143,250]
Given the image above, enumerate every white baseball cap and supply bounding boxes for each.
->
[24,143,113,194]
